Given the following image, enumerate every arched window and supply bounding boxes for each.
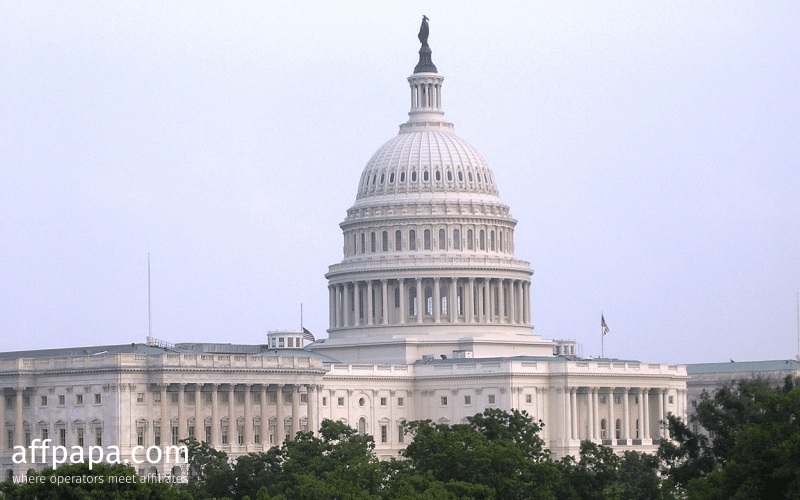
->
[400,172,406,183]
[382,231,389,252]
[424,229,431,250]
[458,171,463,182]
[490,230,495,251]
[499,230,503,252]
[467,229,474,250]
[358,417,366,436]
[453,229,461,250]
[409,286,417,315]
[435,170,441,181]
[394,287,400,308]
[423,171,429,182]
[447,171,452,181]
[360,233,366,254]
[395,230,402,251]
[411,171,417,182]
[409,230,416,251]
[358,287,364,319]
[371,232,376,253]
[424,286,433,315]
[440,285,448,315]
[615,419,621,439]
[479,230,486,250]
[457,285,464,315]
[601,419,607,439]
[438,229,446,250]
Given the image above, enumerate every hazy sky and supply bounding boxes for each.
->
[2,2,798,365]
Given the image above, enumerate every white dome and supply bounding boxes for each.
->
[354,130,501,207]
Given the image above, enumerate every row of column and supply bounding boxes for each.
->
[562,387,687,443]
[411,80,442,110]
[159,383,318,449]
[329,277,531,328]
[0,384,319,453]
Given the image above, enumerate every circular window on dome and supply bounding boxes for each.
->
[411,171,417,182]
[447,171,453,181]
[359,397,365,407]
[400,172,406,183]
[380,173,385,184]
[458,171,463,182]
[389,173,395,183]
[423,171,429,182]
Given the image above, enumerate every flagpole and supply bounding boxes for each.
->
[601,312,604,359]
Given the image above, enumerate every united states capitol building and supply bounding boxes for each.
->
[0,21,688,478]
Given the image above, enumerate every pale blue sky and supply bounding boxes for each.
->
[1,2,798,364]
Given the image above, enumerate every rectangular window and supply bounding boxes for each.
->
[41,428,48,441]
[301,393,308,403]
[41,395,48,407]
[95,428,102,447]
[238,425,244,445]
[137,393,145,404]
[397,397,404,407]
[398,425,404,443]
[220,393,228,404]
[488,395,496,405]
[204,392,212,404]
[222,428,228,445]
[188,426,195,440]
[283,393,292,404]
[59,428,66,446]
[322,397,328,407]
[76,394,84,405]
[288,337,294,348]
[7,430,13,448]
[25,432,31,447]
[440,396,448,406]
[154,427,161,446]
[464,395,471,405]
[137,428,144,446]
[254,426,261,444]
[338,397,345,407]
[23,396,30,408]
[614,395,621,404]
[171,393,179,404]
[278,337,285,348]
[236,392,245,404]
[599,395,606,404]
[268,393,277,403]
[172,426,179,445]
[669,395,674,404]
[154,392,161,404]
[253,393,261,404]
[381,425,387,443]
[77,428,84,447]
[94,394,102,405]
[380,397,387,406]
[526,394,532,404]
[187,392,195,404]
[58,395,65,406]
[205,426,212,443]
[4,395,12,408]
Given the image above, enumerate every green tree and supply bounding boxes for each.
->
[658,376,800,499]
[182,438,235,499]
[399,409,560,500]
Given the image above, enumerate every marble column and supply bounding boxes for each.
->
[244,384,253,446]
[637,388,645,440]
[623,387,630,441]
[177,383,187,442]
[398,279,406,325]
[227,385,236,446]
[275,385,285,446]
[658,389,665,439]
[0,389,5,452]
[570,388,578,439]
[210,384,219,446]
[587,389,595,440]
[381,280,388,325]
[607,389,614,441]
[564,388,571,441]
[194,384,202,441]
[160,384,169,445]
[366,280,373,326]
[291,386,301,438]
[354,282,362,326]
[306,385,316,436]
[643,388,651,440]
[415,278,423,323]
[498,279,505,324]
[433,277,441,323]
[467,278,475,323]
[15,388,24,448]
[449,278,457,323]
[261,385,268,445]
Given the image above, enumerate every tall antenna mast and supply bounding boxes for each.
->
[301,303,304,331]
[147,254,154,346]
[796,292,799,362]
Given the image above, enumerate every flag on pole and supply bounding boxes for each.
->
[601,314,610,335]
[302,327,316,342]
